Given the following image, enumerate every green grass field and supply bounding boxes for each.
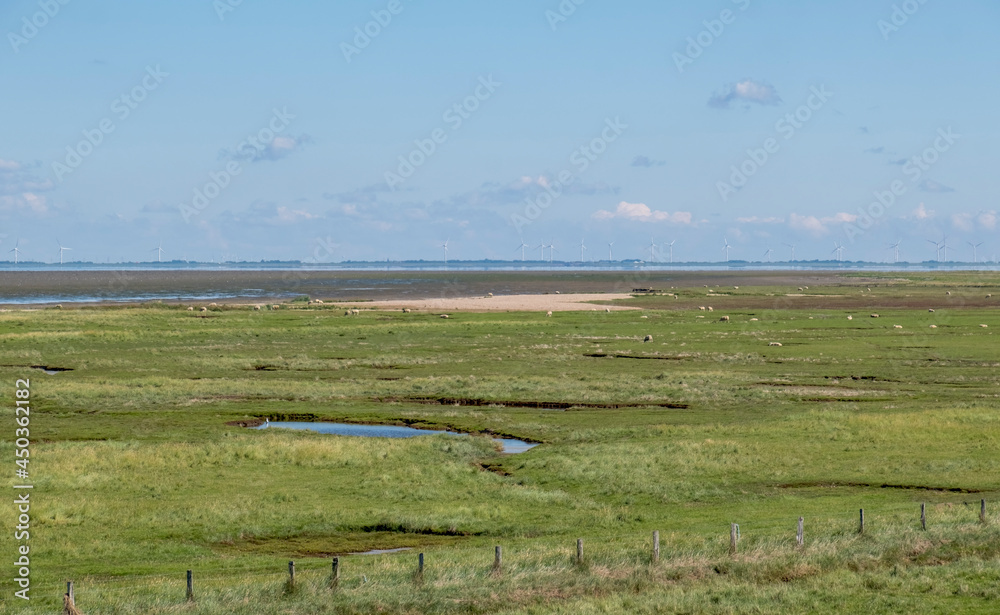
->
[2,272,1000,613]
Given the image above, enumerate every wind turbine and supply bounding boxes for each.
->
[927,238,942,261]
[648,237,657,263]
[547,240,558,263]
[57,239,72,265]
[579,239,587,262]
[665,240,676,264]
[762,247,773,263]
[940,236,950,261]
[784,243,796,261]
[722,239,732,263]
[9,239,22,265]
[151,242,164,263]
[608,242,614,262]
[832,242,845,262]
[889,240,901,264]
[515,238,529,261]
[441,239,449,264]
[968,241,983,263]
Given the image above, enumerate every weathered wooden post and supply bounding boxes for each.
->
[858,509,865,534]
[921,503,927,531]
[729,524,738,555]
[576,539,583,565]
[67,581,74,604]
[653,531,660,563]
[981,499,987,524]
[288,561,295,588]
[419,553,425,575]
[186,570,194,601]
[796,517,804,546]
[493,546,502,573]
[331,557,340,588]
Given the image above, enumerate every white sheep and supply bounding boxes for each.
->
[870,314,880,318]
[440,314,450,319]
[186,307,194,311]
[719,316,730,322]
[893,325,903,329]
[981,324,989,328]
[929,325,937,329]
[643,335,653,342]
[546,311,553,317]
[847,315,853,320]
[768,342,782,347]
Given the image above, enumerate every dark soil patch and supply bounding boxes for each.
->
[376,396,688,410]
[777,481,982,493]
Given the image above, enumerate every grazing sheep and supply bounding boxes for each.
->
[253,305,261,311]
[768,342,782,347]
[352,309,360,315]
[987,294,993,299]
[870,314,880,318]
[929,325,937,329]
[641,315,648,319]
[200,307,208,312]
[487,292,494,297]
[345,311,352,316]
[271,305,280,310]
[546,311,553,317]
[894,325,903,329]
[847,315,853,320]
[605,308,611,313]
[928,309,935,313]
[643,335,653,342]
[798,287,804,291]
[719,316,730,322]
[981,324,989,328]
[698,306,706,311]
[734,286,739,290]
[707,307,714,312]
[440,314,450,319]
[402,308,411,313]
[186,306,194,311]
[750,318,759,322]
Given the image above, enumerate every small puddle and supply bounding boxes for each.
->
[255,421,538,454]
[31,365,72,375]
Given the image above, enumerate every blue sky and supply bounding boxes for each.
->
[1,0,997,263]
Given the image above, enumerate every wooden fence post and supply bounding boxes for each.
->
[288,561,295,587]
[576,539,583,565]
[186,570,194,602]
[981,499,987,524]
[858,509,865,534]
[67,581,74,604]
[921,503,926,530]
[653,531,660,563]
[729,524,738,555]
[796,517,804,546]
[419,553,425,575]
[331,557,340,588]
[493,546,502,573]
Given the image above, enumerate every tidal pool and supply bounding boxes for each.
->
[256,421,538,454]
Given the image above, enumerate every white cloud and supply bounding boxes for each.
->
[275,206,318,223]
[593,201,692,224]
[913,203,934,220]
[737,216,784,224]
[952,210,997,232]
[708,79,781,109]
[789,212,857,234]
